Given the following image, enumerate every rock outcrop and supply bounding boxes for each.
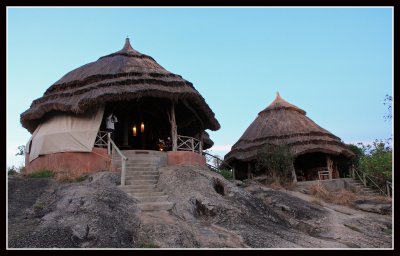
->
[8,173,140,248]
[8,165,392,248]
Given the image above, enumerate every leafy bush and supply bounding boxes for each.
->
[8,168,17,176]
[255,144,294,184]
[358,139,392,181]
[348,139,392,193]
[7,165,26,176]
[27,170,55,178]
[217,169,233,180]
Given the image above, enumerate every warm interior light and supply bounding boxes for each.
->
[141,122,144,133]
[132,125,137,136]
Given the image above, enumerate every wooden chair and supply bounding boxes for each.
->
[318,170,330,180]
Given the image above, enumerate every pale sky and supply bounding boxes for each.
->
[7,7,393,168]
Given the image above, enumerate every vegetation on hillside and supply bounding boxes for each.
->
[255,144,294,184]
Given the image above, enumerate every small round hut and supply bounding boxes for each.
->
[21,38,220,176]
[224,93,354,181]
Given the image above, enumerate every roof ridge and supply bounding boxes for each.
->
[259,92,306,115]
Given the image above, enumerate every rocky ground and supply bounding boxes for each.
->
[7,165,392,248]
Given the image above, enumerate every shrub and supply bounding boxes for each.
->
[255,144,294,184]
[349,139,393,193]
[8,166,19,176]
[359,139,392,181]
[27,170,55,178]
[216,169,233,180]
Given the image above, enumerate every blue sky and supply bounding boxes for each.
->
[7,7,393,168]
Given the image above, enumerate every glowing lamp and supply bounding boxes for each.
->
[132,125,137,136]
[141,122,145,133]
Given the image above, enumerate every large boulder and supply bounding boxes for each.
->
[137,164,345,248]
[8,172,140,248]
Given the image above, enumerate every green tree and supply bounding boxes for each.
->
[16,145,26,156]
[358,139,392,181]
[383,94,392,121]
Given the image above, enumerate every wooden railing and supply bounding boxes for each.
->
[177,135,202,154]
[106,133,128,186]
[386,181,392,197]
[203,152,232,171]
[352,167,391,197]
[94,131,109,147]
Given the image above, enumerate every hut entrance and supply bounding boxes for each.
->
[102,99,171,151]
[294,152,329,181]
[101,98,205,151]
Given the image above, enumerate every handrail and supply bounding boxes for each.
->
[203,152,233,170]
[365,175,386,195]
[94,131,109,147]
[386,181,392,197]
[107,133,128,186]
[177,135,201,154]
[354,168,390,196]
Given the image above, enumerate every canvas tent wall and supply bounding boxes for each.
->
[27,106,104,162]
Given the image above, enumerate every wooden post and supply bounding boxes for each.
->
[232,167,236,180]
[121,158,126,186]
[291,162,297,183]
[351,164,355,179]
[247,163,251,180]
[386,182,390,197]
[107,132,111,155]
[327,156,333,180]
[362,171,366,186]
[169,103,178,151]
[199,131,203,154]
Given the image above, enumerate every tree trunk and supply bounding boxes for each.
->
[170,103,178,151]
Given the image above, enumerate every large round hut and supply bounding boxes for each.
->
[21,38,220,177]
[224,93,354,181]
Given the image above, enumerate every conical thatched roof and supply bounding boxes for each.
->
[20,38,220,133]
[225,93,354,164]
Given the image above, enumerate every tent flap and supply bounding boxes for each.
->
[28,106,105,162]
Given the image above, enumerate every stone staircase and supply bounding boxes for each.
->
[113,150,174,211]
[343,178,381,196]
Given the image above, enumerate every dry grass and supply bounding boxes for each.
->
[367,195,392,203]
[54,167,87,183]
[309,183,357,206]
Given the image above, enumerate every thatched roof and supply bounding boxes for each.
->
[202,131,214,150]
[20,38,220,133]
[224,93,354,164]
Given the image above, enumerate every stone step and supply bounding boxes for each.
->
[125,179,158,185]
[120,188,155,193]
[119,184,156,190]
[125,163,160,168]
[131,191,166,197]
[135,195,169,202]
[125,166,158,171]
[138,202,174,211]
[124,188,163,193]
[125,171,159,176]
[125,156,162,161]
[120,185,162,191]
[125,175,159,180]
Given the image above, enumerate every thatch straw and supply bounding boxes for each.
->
[20,38,220,133]
[202,131,214,149]
[225,93,354,164]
